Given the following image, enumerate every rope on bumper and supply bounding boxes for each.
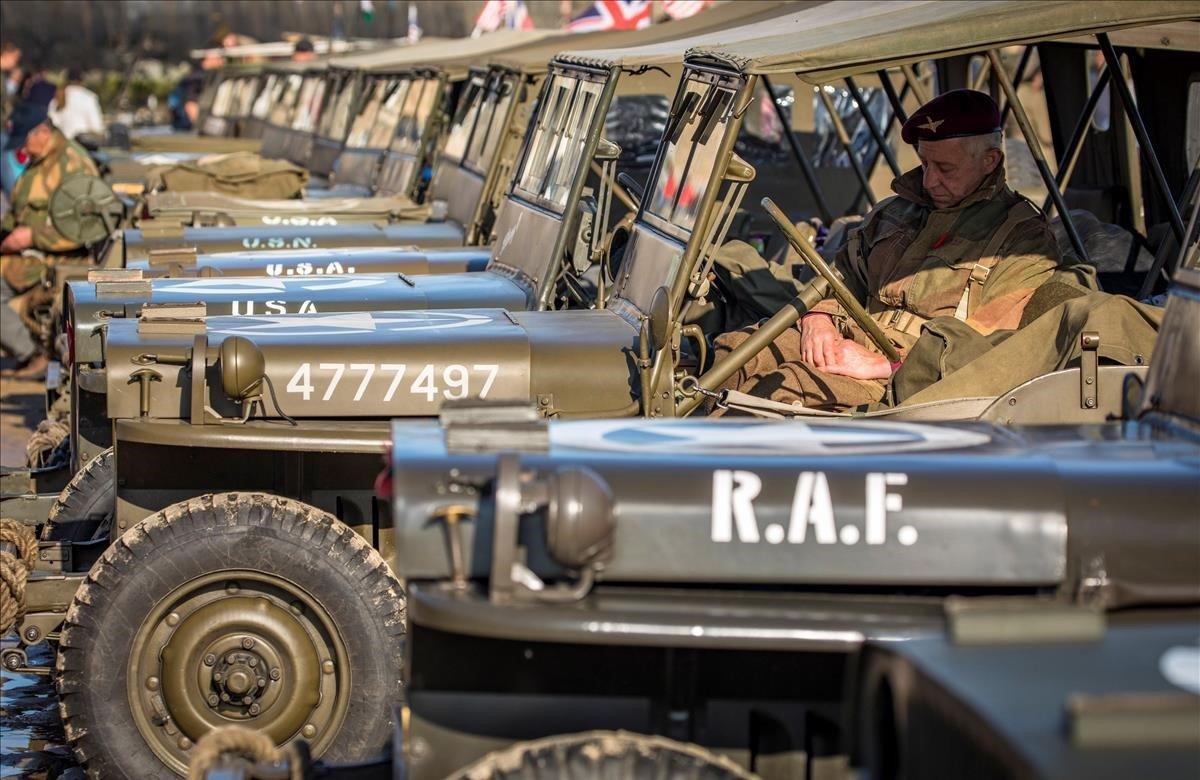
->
[0,519,38,635]
[25,418,70,468]
[187,725,301,780]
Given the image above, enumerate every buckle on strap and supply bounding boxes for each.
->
[969,263,992,286]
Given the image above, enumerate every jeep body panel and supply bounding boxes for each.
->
[122,245,492,278]
[117,221,468,263]
[103,309,637,422]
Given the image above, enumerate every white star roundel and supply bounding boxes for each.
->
[207,310,493,338]
[549,419,991,456]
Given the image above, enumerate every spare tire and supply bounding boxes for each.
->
[447,731,760,780]
[41,447,114,542]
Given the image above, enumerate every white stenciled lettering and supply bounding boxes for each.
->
[711,470,762,543]
[710,470,914,547]
[283,362,502,403]
[865,473,907,545]
[787,472,836,544]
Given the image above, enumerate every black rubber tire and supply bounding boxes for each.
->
[447,731,760,780]
[56,492,407,779]
[41,448,115,542]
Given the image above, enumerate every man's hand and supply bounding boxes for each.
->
[0,226,33,254]
[800,313,841,368]
[821,339,894,380]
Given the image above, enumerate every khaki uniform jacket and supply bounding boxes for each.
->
[2,128,100,253]
[812,164,1061,359]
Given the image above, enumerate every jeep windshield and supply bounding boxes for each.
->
[441,69,517,174]
[389,75,439,157]
[289,73,327,133]
[512,68,607,214]
[316,71,357,143]
[644,73,737,239]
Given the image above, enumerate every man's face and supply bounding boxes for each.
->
[917,137,1001,209]
[23,123,53,159]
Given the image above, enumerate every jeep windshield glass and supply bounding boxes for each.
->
[369,79,411,148]
[317,73,355,141]
[464,73,515,174]
[345,78,391,148]
[514,71,606,213]
[269,74,304,127]
[442,74,486,162]
[291,75,326,132]
[646,76,736,235]
[391,77,439,156]
[251,75,281,120]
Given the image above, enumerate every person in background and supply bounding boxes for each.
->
[292,38,317,63]
[0,101,99,378]
[1,42,21,123]
[169,62,206,131]
[49,67,105,141]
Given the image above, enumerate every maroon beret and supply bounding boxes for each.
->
[901,89,1001,145]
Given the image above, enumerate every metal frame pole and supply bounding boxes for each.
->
[845,76,902,179]
[1041,65,1111,214]
[817,86,877,207]
[900,62,932,104]
[987,49,1090,264]
[1138,165,1200,299]
[1097,33,1186,245]
[877,69,909,124]
[761,74,835,224]
[998,45,1034,126]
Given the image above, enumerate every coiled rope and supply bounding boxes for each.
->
[187,725,302,780]
[25,418,70,468]
[0,519,39,635]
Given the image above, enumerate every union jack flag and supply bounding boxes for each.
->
[567,0,652,33]
[473,0,535,35]
[662,0,711,20]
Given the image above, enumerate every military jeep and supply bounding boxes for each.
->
[6,3,1197,778]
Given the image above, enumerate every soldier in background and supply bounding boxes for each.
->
[713,90,1063,412]
[1,100,99,378]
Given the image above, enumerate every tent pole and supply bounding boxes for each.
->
[817,86,877,207]
[998,45,1035,125]
[987,49,1089,264]
[876,69,909,124]
[762,74,834,224]
[1097,33,1186,245]
[1138,165,1200,299]
[901,62,932,103]
[1042,65,1110,215]
[845,76,902,178]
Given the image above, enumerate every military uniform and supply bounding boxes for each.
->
[713,163,1062,411]
[2,126,98,361]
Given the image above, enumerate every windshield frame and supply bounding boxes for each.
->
[509,63,612,217]
[639,68,741,244]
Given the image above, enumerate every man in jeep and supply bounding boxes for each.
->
[713,89,1065,411]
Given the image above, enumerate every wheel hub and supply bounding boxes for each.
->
[128,572,349,775]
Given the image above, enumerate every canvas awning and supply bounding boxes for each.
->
[683,0,1198,82]
[329,29,560,78]
[491,1,794,75]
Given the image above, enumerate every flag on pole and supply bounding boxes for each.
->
[567,1,652,33]
[474,0,535,35]
[662,0,710,20]
[407,3,421,42]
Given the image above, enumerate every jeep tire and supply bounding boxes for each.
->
[42,447,115,542]
[447,731,760,779]
[56,492,406,778]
